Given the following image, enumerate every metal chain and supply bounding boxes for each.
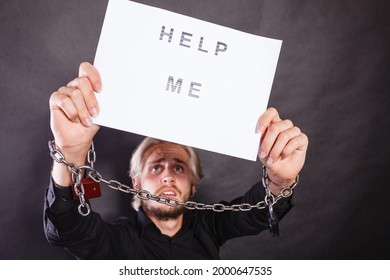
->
[48,140,298,215]
[48,140,91,216]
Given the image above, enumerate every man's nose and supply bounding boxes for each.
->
[161,171,175,184]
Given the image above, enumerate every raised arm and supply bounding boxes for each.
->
[49,62,102,186]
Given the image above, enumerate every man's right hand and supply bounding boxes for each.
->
[49,62,102,186]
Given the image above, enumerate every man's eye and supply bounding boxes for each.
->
[152,166,161,172]
[175,166,184,172]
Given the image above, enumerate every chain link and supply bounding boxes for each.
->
[87,142,96,168]
[48,140,297,216]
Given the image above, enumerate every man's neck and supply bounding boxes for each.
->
[148,214,184,237]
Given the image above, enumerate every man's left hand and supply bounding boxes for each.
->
[256,107,309,195]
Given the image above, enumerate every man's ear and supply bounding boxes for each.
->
[132,177,140,190]
[191,185,197,197]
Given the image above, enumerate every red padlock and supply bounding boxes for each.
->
[72,178,102,200]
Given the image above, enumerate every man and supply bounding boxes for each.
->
[44,62,308,259]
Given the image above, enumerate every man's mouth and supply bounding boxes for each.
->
[159,189,178,197]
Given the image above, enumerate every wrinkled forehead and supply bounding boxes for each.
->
[143,142,190,165]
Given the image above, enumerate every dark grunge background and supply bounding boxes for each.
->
[0,0,389,259]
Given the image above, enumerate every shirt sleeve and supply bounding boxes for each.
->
[199,181,293,245]
[43,177,132,259]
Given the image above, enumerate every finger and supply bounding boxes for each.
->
[49,89,80,123]
[267,126,301,164]
[279,133,309,160]
[255,107,281,135]
[57,86,93,127]
[79,62,102,93]
[67,76,100,118]
[258,119,294,160]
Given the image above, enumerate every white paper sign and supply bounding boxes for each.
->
[94,0,282,161]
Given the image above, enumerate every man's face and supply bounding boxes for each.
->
[132,143,195,220]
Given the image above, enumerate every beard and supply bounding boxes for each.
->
[140,192,191,221]
[141,202,186,220]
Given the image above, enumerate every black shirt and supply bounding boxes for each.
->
[44,179,292,259]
